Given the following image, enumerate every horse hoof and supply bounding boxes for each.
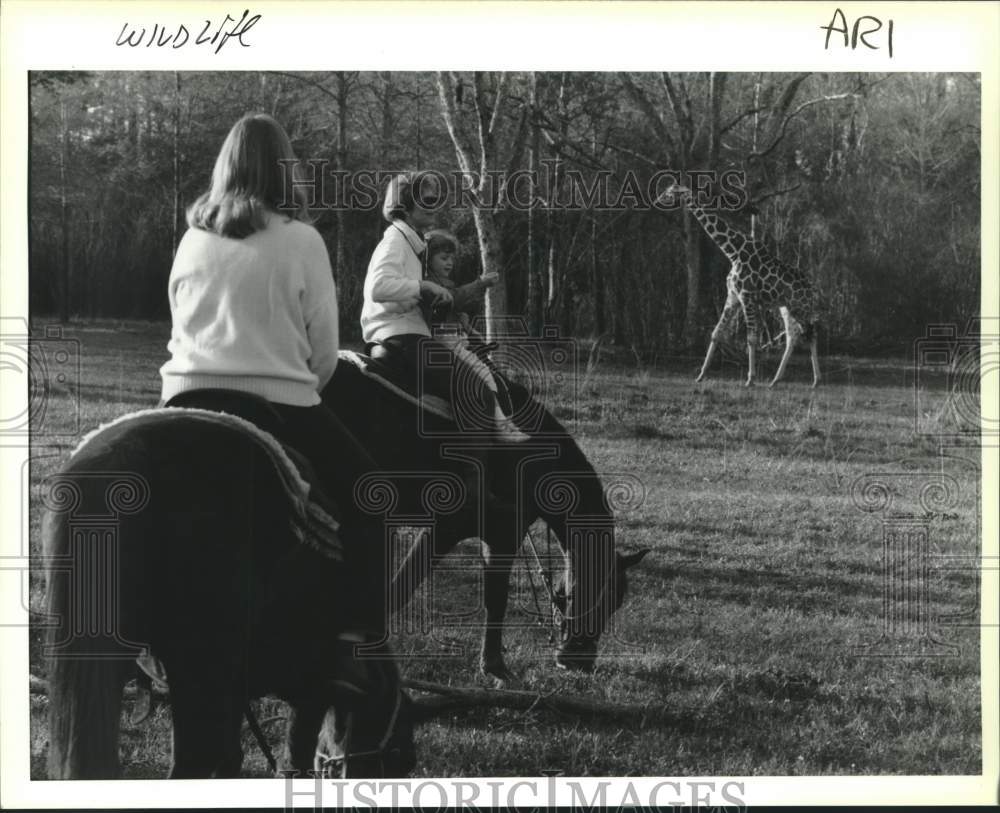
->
[554,652,596,673]
[480,661,516,687]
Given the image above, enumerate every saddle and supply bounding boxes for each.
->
[162,388,342,519]
[350,339,512,419]
[74,400,343,559]
[340,348,454,421]
[164,388,286,436]
[70,400,348,722]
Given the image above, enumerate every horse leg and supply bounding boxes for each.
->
[479,541,518,684]
[166,664,245,778]
[390,516,463,616]
[280,698,329,777]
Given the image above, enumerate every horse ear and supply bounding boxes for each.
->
[620,548,651,570]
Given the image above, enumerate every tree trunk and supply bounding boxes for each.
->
[435,71,512,342]
[378,73,396,246]
[333,72,350,290]
[589,135,605,336]
[526,74,542,335]
[379,72,394,164]
[682,211,702,350]
[59,99,70,323]
[543,75,568,328]
[609,229,625,345]
[470,205,505,320]
[172,72,182,257]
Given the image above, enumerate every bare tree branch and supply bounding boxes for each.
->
[436,71,477,180]
[661,73,691,139]
[620,74,675,158]
[472,72,492,179]
[770,72,813,126]
[752,92,857,162]
[720,106,764,137]
[404,678,665,723]
[751,182,803,206]
[497,100,531,207]
[270,71,338,103]
[601,140,660,169]
[708,72,728,165]
[488,72,507,140]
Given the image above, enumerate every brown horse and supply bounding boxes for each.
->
[323,354,650,681]
[42,413,414,778]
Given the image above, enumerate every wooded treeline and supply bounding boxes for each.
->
[29,71,980,354]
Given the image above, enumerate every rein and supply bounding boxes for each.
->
[245,681,404,778]
[522,524,564,642]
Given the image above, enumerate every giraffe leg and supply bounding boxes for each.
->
[769,307,800,387]
[742,297,761,387]
[809,325,821,388]
[696,293,739,383]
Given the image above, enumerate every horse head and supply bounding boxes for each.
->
[315,651,416,778]
[552,546,651,673]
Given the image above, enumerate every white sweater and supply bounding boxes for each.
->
[159,214,338,407]
[360,221,428,344]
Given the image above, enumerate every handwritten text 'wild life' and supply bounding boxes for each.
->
[115,10,260,55]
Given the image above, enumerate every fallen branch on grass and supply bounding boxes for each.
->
[31,673,667,728]
[403,678,663,724]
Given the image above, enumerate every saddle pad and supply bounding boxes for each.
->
[71,408,342,561]
[338,350,454,421]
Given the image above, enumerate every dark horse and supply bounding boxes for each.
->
[42,414,414,778]
[322,353,649,681]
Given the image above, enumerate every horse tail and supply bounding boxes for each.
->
[44,504,131,779]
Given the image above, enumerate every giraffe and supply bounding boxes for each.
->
[661,184,821,388]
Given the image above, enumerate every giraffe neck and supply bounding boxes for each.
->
[680,192,745,263]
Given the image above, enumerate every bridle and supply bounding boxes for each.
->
[522,524,620,648]
[313,684,406,779]
[244,674,407,778]
[522,523,566,643]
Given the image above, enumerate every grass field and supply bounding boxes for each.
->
[25,320,983,778]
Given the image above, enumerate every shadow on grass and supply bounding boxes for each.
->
[640,557,884,612]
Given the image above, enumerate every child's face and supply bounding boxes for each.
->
[429,250,455,278]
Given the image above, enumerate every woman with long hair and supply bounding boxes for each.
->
[159,113,385,691]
